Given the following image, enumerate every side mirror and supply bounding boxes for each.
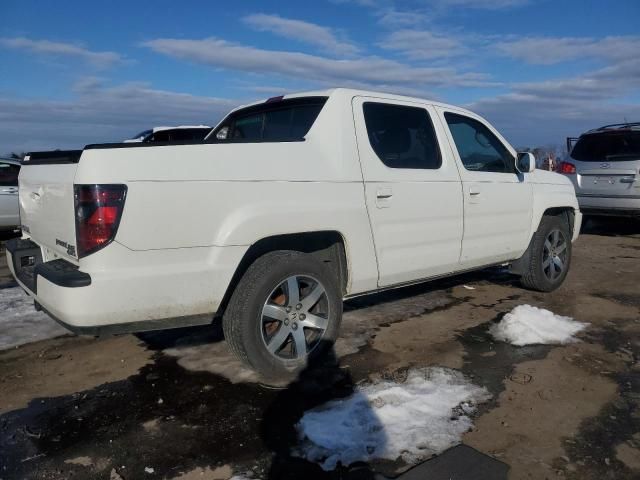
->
[516,152,536,173]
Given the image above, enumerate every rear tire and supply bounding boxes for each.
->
[520,215,572,292]
[223,250,342,382]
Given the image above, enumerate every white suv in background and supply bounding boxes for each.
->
[560,123,640,217]
[124,125,211,143]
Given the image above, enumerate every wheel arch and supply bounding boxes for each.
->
[511,206,576,276]
[216,231,349,318]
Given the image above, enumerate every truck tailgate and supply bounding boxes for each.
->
[20,151,81,262]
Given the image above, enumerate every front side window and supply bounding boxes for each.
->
[212,97,327,142]
[362,102,442,170]
[445,113,515,174]
[0,162,19,186]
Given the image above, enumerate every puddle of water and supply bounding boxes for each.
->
[457,315,552,409]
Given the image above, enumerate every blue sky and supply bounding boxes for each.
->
[1,0,639,153]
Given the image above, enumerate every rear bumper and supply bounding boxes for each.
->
[6,238,248,335]
[576,194,640,216]
[7,238,90,292]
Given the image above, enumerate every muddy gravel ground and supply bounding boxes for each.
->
[1,217,639,480]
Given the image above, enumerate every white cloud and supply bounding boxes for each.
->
[333,0,529,11]
[0,37,123,68]
[242,14,359,56]
[495,35,640,65]
[0,81,237,154]
[142,37,492,89]
[435,0,529,8]
[380,29,465,60]
[376,8,430,27]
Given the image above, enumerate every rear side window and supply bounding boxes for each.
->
[212,97,327,142]
[445,113,515,174]
[0,162,19,186]
[147,128,210,143]
[150,130,171,142]
[362,102,442,170]
[571,132,640,162]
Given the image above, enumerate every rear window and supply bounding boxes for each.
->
[0,162,19,186]
[211,97,327,142]
[571,131,640,162]
[148,128,210,143]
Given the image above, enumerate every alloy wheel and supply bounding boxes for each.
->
[542,229,567,281]
[260,275,330,360]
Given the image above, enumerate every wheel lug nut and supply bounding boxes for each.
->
[299,314,306,320]
[285,306,292,313]
[296,303,302,310]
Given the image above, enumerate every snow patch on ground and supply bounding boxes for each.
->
[164,340,260,384]
[0,287,68,350]
[490,304,587,346]
[295,367,490,470]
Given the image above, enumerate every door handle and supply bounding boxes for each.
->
[469,186,481,196]
[1,187,18,194]
[375,187,393,208]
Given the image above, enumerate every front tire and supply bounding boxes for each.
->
[223,250,342,382]
[520,215,572,292]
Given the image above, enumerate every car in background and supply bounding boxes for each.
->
[559,123,640,217]
[0,158,20,233]
[124,125,211,143]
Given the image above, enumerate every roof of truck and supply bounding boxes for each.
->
[234,88,469,115]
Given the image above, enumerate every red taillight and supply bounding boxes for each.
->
[75,184,127,258]
[557,161,576,174]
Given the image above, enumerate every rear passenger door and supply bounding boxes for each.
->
[437,108,532,267]
[352,96,464,287]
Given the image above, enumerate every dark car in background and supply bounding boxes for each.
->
[559,123,640,217]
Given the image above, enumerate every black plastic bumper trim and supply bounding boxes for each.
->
[6,238,91,292]
[35,259,91,288]
[41,308,214,336]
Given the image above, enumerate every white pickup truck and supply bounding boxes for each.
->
[7,88,581,380]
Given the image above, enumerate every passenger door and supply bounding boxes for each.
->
[352,97,464,287]
[437,109,532,267]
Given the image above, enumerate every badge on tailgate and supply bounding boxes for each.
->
[56,238,77,257]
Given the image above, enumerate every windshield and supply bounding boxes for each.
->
[571,131,640,162]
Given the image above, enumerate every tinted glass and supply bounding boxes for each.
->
[571,131,640,162]
[150,130,171,142]
[362,102,442,170]
[445,113,515,174]
[212,97,327,142]
[233,114,263,139]
[131,129,152,140]
[0,162,19,186]
[263,108,293,139]
[170,128,210,141]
